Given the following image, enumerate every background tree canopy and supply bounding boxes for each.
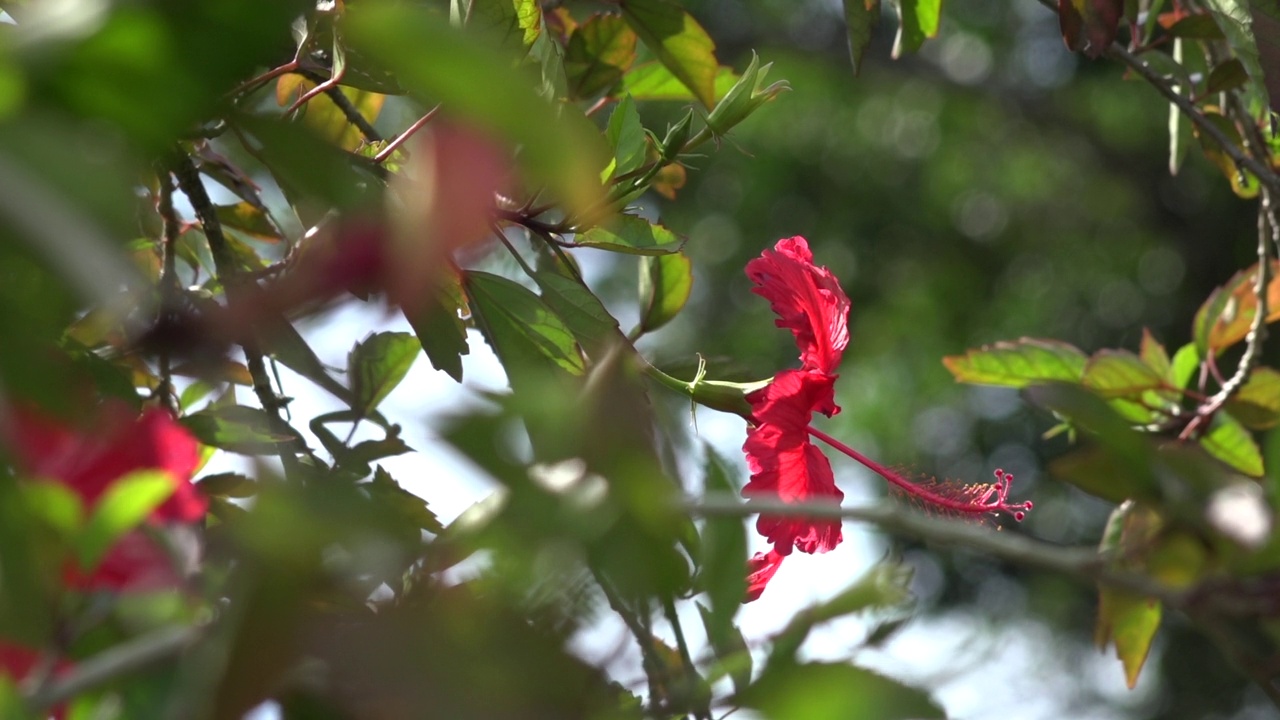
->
[0,0,1279,718]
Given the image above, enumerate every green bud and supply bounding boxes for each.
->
[705,52,790,137]
[660,110,695,162]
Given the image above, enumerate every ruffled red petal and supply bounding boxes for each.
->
[742,370,844,555]
[745,237,850,375]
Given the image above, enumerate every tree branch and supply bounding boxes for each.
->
[300,70,382,144]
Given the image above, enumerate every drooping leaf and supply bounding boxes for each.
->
[464,271,585,379]
[564,13,639,99]
[367,466,445,535]
[843,0,882,75]
[942,338,1087,387]
[534,271,623,357]
[1192,109,1259,197]
[1226,366,1280,429]
[1095,502,1164,689]
[619,0,719,109]
[403,274,470,383]
[345,4,607,213]
[1200,413,1265,476]
[578,214,684,255]
[698,445,747,648]
[892,0,941,57]
[696,602,752,695]
[1058,0,1124,58]
[261,317,354,403]
[348,332,420,418]
[1049,444,1153,504]
[740,660,944,720]
[77,470,175,569]
[639,252,694,334]
[1205,57,1250,94]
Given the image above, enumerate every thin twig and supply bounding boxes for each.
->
[25,625,201,714]
[374,105,441,164]
[154,169,182,413]
[593,569,669,711]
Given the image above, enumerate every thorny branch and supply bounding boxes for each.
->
[300,69,382,144]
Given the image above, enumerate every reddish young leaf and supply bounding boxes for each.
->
[1058,0,1124,58]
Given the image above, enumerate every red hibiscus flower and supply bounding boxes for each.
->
[5,403,207,590]
[739,237,1030,601]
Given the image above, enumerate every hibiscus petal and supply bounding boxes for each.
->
[744,549,785,602]
[745,236,850,375]
[742,370,844,555]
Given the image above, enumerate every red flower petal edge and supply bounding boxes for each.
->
[745,236,850,375]
[745,549,786,602]
[742,370,844,556]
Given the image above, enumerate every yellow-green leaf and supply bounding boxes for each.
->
[619,0,719,108]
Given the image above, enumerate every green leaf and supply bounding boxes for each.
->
[0,475,52,645]
[345,4,607,213]
[196,472,258,499]
[639,252,694,334]
[1206,57,1250,94]
[770,563,914,663]
[1094,502,1163,689]
[843,0,882,75]
[182,405,293,455]
[1083,350,1165,397]
[1226,366,1280,429]
[578,214,684,255]
[1048,444,1152,504]
[740,661,944,720]
[466,0,543,48]
[348,332,420,418]
[1200,413,1264,476]
[696,602,753,695]
[21,483,85,538]
[403,274,470,383]
[534,271,622,357]
[261,317,354,403]
[1169,342,1201,390]
[942,338,1087,387]
[606,94,647,179]
[699,445,747,648]
[77,470,175,569]
[620,0,719,109]
[367,466,445,535]
[1206,0,1274,114]
[214,202,281,243]
[564,14,639,99]
[892,0,942,57]
[618,61,739,102]
[464,271,585,379]
[1139,328,1171,378]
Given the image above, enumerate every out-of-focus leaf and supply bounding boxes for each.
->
[619,0,719,109]
[893,0,941,57]
[578,214,683,255]
[639,252,694,334]
[1139,329,1171,378]
[346,4,607,214]
[276,74,387,152]
[1083,350,1165,397]
[844,0,882,75]
[1193,259,1280,355]
[1193,109,1259,198]
[696,602,752,695]
[1058,0,1124,58]
[942,338,1087,387]
[605,94,646,180]
[464,271,585,379]
[1095,502,1164,689]
[564,13,639,99]
[466,0,543,48]
[769,563,914,662]
[403,274,470,383]
[367,466,445,535]
[0,474,53,645]
[534,271,622,357]
[1200,413,1264,476]
[196,472,258,499]
[1206,58,1250,94]
[740,660,944,720]
[182,405,294,455]
[348,331,420,418]
[77,470,174,569]
[699,445,747,646]
[1166,13,1227,37]
[1049,444,1152,503]
[1169,343,1201,390]
[1226,366,1280,429]
[214,202,281,243]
